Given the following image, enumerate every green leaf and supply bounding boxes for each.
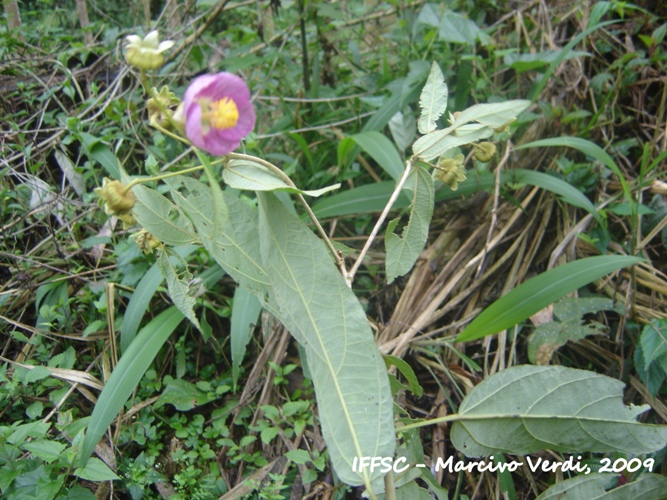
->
[413,125,493,162]
[384,355,423,397]
[231,286,262,390]
[80,133,121,179]
[515,136,630,203]
[527,297,624,364]
[346,132,405,181]
[74,457,120,481]
[21,439,66,463]
[80,307,183,467]
[503,169,602,225]
[385,164,434,283]
[388,110,417,153]
[505,50,590,72]
[257,192,394,491]
[154,377,216,411]
[418,62,448,134]
[639,319,667,366]
[223,159,340,197]
[536,473,667,500]
[285,449,311,464]
[121,246,197,353]
[157,248,201,332]
[456,255,642,342]
[451,365,667,457]
[132,185,197,246]
[170,177,270,295]
[452,99,532,130]
[438,10,481,44]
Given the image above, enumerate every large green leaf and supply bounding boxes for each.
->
[133,184,198,246]
[413,125,493,162]
[418,62,448,135]
[385,164,434,284]
[536,473,667,500]
[80,307,184,467]
[257,192,394,491]
[451,365,667,457]
[456,255,642,342]
[169,177,270,295]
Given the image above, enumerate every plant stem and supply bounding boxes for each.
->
[345,158,414,286]
[122,165,205,192]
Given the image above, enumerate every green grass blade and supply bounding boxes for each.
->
[516,136,630,203]
[503,169,603,224]
[348,131,405,181]
[456,255,642,342]
[80,307,184,467]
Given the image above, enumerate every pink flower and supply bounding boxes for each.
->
[182,72,256,156]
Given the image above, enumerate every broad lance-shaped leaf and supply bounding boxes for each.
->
[223,159,340,197]
[132,184,197,246]
[257,192,395,491]
[413,125,493,161]
[456,255,642,342]
[418,61,448,134]
[451,365,667,457]
[157,248,201,332]
[385,164,434,284]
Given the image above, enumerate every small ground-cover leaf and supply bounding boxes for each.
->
[528,297,624,364]
[456,255,642,342]
[154,377,216,411]
[635,319,667,395]
[451,365,667,457]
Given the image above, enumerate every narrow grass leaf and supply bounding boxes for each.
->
[503,169,602,224]
[385,164,434,283]
[451,365,667,456]
[80,307,183,467]
[231,286,262,390]
[516,136,630,201]
[348,131,405,180]
[80,133,120,179]
[456,255,642,342]
[257,192,394,491]
[418,62,448,134]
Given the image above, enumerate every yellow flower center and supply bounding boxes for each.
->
[206,97,239,130]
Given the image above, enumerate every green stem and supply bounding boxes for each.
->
[122,165,205,192]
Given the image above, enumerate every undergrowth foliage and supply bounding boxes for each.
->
[1,1,667,499]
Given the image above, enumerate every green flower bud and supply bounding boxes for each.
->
[147,86,181,129]
[94,178,136,215]
[473,142,497,163]
[131,229,162,254]
[435,154,467,191]
[124,31,174,71]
